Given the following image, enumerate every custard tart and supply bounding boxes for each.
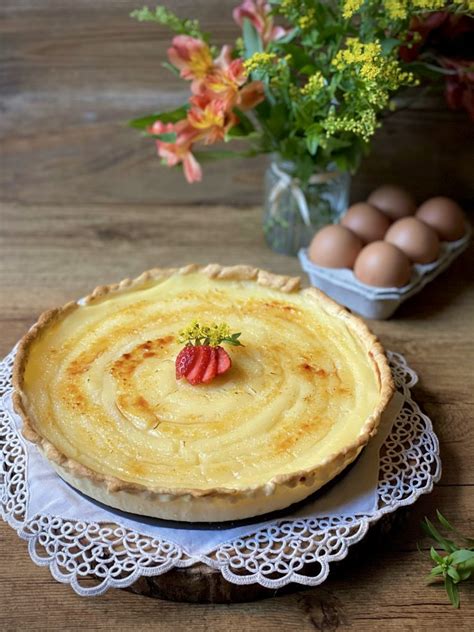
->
[13,264,394,522]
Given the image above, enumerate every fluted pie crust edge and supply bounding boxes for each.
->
[12,264,394,521]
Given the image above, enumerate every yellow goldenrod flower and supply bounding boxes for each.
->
[243,52,277,74]
[383,0,408,19]
[342,0,365,19]
[412,0,446,8]
[301,72,325,95]
[452,0,474,8]
[332,37,417,91]
[299,15,311,29]
[324,108,379,142]
[333,38,382,69]
[280,0,297,16]
[360,62,380,80]
[299,9,316,30]
[333,38,386,81]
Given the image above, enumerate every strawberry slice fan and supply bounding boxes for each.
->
[175,321,241,385]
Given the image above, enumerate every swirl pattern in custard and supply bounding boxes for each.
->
[20,272,381,491]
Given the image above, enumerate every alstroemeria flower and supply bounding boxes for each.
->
[149,120,176,136]
[154,120,202,183]
[199,46,265,110]
[399,12,448,63]
[443,58,474,121]
[187,96,238,144]
[201,48,244,106]
[168,35,214,91]
[398,12,474,120]
[237,80,265,110]
[233,0,286,46]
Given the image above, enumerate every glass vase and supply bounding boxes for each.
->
[263,158,351,256]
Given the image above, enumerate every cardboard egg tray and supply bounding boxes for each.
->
[298,227,471,319]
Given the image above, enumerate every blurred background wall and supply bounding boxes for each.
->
[1,0,474,207]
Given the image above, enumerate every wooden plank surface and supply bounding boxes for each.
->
[0,202,473,629]
[1,1,474,206]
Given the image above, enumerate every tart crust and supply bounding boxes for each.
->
[13,264,394,522]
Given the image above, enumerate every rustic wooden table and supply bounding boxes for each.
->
[1,1,473,629]
[0,202,473,629]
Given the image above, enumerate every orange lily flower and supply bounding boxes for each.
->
[153,120,202,183]
[238,81,265,110]
[149,120,176,136]
[168,35,214,92]
[233,0,286,46]
[204,46,265,110]
[187,96,238,144]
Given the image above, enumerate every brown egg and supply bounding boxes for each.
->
[416,197,466,241]
[385,217,440,264]
[308,225,363,268]
[354,242,412,288]
[341,202,391,243]
[367,185,417,220]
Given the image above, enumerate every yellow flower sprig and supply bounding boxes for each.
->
[343,0,471,21]
[300,72,325,96]
[131,0,474,186]
[332,37,418,94]
[324,109,379,143]
[342,0,365,19]
[243,52,277,74]
[332,38,384,80]
[298,9,316,30]
[178,320,243,347]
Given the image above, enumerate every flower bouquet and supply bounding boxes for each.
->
[130,1,473,255]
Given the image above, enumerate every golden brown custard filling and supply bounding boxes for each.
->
[21,273,381,490]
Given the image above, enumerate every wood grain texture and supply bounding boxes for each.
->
[1,0,474,627]
[1,1,474,206]
[0,201,473,628]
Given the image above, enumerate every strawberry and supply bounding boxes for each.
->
[175,321,242,385]
[216,346,231,375]
[184,345,212,385]
[175,346,198,379]
[202,347,218,383]
[175,345,232,385]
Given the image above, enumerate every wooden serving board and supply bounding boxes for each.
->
[124,511,404,603]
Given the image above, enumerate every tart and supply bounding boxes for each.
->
[13,264,394,522]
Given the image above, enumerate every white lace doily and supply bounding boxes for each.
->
[0,348,440,596]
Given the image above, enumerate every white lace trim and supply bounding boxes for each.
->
[0,349,440,596]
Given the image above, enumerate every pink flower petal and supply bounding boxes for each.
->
[238,80,265,110]
[183,151,202,183]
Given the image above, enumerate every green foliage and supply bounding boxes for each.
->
[128,105,189,130]
[152,132,177,142]
[193,149,256,161]
[130,5,208,41]
[238,0,432,177]
[130,1,474,181]
[422,511,474,609]
[242,18,263,60]
[227,109,257,138]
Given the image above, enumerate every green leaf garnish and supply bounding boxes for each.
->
[421,511,473,609]
[445,578,460,609]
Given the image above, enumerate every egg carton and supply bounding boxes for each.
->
[298,226,471,319]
